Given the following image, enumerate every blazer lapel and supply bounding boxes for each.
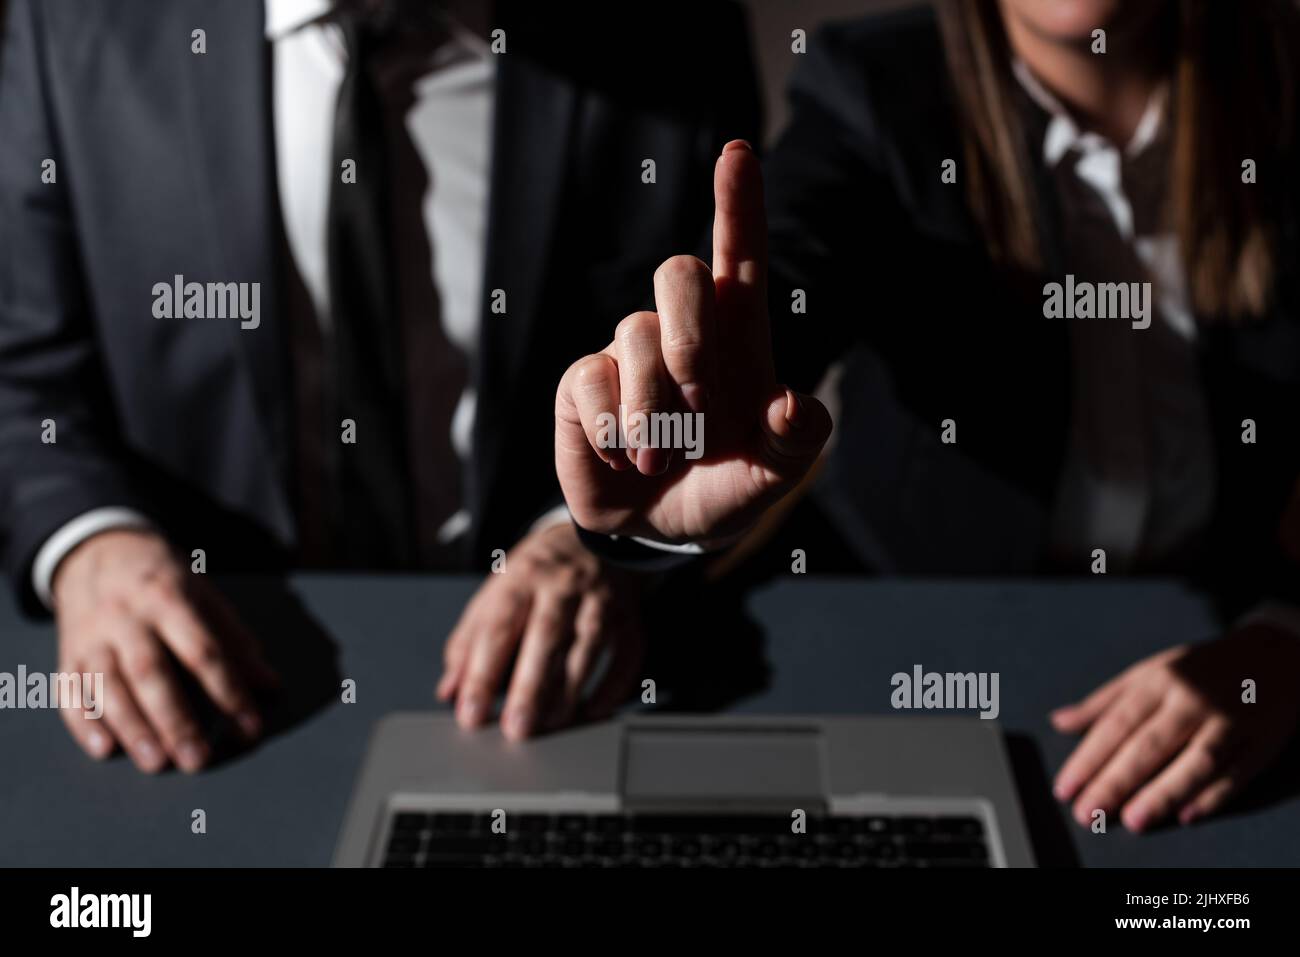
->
[180,1,295,543]
[468,41,577,541]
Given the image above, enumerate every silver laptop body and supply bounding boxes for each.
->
[333,712,1035,867]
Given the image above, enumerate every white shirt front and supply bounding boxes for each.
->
[269,0,494,544]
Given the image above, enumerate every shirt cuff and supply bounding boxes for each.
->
[32,507,154,610]
[529,504,573,535]
[1235,601,1300,640]
[629,536,705,556]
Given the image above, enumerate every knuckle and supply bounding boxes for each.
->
[660,323,705,359]
[530,613,569,645]
[569,352,614,389]
[137,578,182,614]
[615,310,659,346]
[654,254,709,286]
[1138,730,1168,760]
[121,647,165,683]
[1110,701,1149,729]
[480,625,518,657]
[550,565,584,593]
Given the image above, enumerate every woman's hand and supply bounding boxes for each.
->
[1050,625,1300,831]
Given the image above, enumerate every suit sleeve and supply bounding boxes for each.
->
[765,26,913,395]
[0,0,150,616]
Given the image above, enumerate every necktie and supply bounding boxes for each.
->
[326,1,418,567]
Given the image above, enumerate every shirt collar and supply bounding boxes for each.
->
[1012,58,1166,168]
[265,0,335,40]
[263,0,489,59]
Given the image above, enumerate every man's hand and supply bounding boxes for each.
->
[555,140,833,546]
[436,522,645,740]
[1050,626,1300,831]
[52,529,278,773]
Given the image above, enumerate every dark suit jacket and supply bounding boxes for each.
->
[765,7,1300,617]
[0,0,760,612]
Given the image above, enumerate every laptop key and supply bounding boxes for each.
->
[675,838,704,858]
[556,814,589,835]
[636,838,665,858]
[856,816,895,836]
[425,836,495,855]
[515,814,552,834]
[898,816,935,837]
[819,817,857,837]
[431,812,476,833]
[385,835,423,856]
[391,812,431,833]
[933,816,984,838]
[591,815,626,835]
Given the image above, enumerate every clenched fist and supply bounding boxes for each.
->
[555,141,832,546]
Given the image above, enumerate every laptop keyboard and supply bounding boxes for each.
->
[380,811,990,868]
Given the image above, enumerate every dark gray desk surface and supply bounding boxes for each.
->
[1,575,1296,867]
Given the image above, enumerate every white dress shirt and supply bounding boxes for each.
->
[33,0,499,605]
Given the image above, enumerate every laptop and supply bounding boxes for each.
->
[333,713,1035,867]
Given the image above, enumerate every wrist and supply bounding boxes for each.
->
[51,527,163,609]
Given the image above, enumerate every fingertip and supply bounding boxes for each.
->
[1053,768,1081,801]
[131,739,167,774]
[457,695,486,729]
[1049,708,1077,732]
[1122,805,1149,833]
[680,383,708,414]
[722,139,752,154]
[175,738,208,774]
[502,707,534,741]
[1072,802,1094,828]
[85,726,113,760]
[235,710,262,739]
[762,388,832,466]
[636,447,671,477]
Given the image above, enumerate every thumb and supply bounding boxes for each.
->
[758,387,833,481]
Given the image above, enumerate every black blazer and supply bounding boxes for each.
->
[765,7,1300,617]
[0,0,760,612]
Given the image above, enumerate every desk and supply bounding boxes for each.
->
[0,576,1295,866]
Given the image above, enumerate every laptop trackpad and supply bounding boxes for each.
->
[622,726,826,810]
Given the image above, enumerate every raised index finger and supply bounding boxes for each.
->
[711,140,768,321]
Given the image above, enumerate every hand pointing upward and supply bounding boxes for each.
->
[554,141,833,546]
